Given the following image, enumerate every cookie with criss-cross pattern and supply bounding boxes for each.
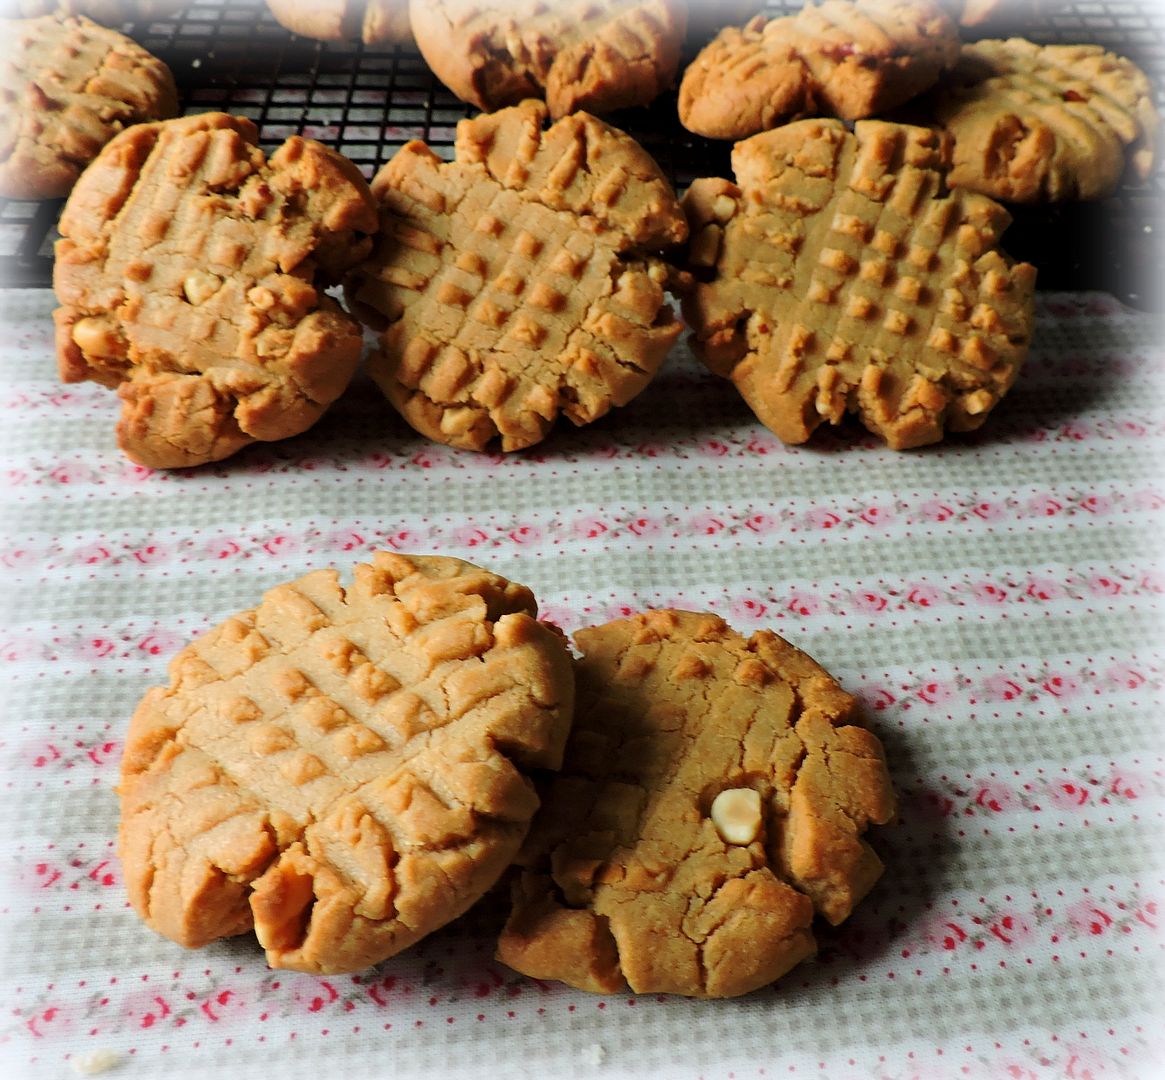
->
[496,609,896,998]
[410,0,686,117]
[680,118,1036,449]
[346,100,687,452]
[924,38,1158,203]
[0,13,177,199]
[53,111,378,468]
[678,0,959,140]
[119,552,575,975]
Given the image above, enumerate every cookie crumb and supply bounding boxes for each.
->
[71,1049,121,1075]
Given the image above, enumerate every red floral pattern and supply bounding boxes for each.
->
[1,289,1163,1077]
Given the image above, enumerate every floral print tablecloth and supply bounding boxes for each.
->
[0,287,1162,1079]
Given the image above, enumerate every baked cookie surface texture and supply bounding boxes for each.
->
[53,111,379,469]
[409,0,686,116]
[119,552,576,975]
[496,610,896,998]
[927,38,1158,203]
[678,0,959,140]
[682,119,1037,450]
[0,13,177,199]
[265,0,412,45]
[347,100,688,452]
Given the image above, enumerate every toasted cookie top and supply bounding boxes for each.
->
[0,14,178,200]
[496,610,896,998]
[119,552,576,975]
[679,0,959,140]
[347,100,688,452]
[265,0,412,45]
[681,118,1037,450]
[52,111,378,469]
[409,0,686,117]
[927,38,1158,203]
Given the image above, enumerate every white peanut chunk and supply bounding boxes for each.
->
[183,269,222,306]
[71,315,123,358]
[710,787,762,845]
[711,193,737,223]
[960,389,994,416]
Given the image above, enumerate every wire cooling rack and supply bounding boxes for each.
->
[1,0,1162,306]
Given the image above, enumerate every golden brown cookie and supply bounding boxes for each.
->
[119,552,575,975]
[496,609,896,999]
[409,0,687,117]
[346,100,687,453]
[0,14,177,200]
[265,0,412,46]
[678,0,959,140]
[52,111,378,469]
[924,38,1158,203]
[680,119,1037,450]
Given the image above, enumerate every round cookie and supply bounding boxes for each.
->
[119,552,575,975]
[52,111,378,469]
[496,609,896,998]
[0,13,178,199]
[926,38,1158,203]
[678,0,959,141]
[346,100,687,453]
[265,0,412,46]
[680,118,1037,450]
[408,0,687,118]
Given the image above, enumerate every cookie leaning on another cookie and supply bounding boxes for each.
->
[53,111,378,469]
[409,0,687,117]
[681,119,1037,450]
[678,0,959,141]
[497,609,896,998]
[265,0,412,46]
[0,13,177,199]
[924,38,1158,203]
[346,100,688,453]
[119,552,575,975]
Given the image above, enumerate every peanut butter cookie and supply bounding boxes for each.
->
[53,112,378,468]
[679,0,959,140]
[497,609,896,998]
[925,38,1157,203]
[409,0,686,117]
[0,13,177,199]
[681,119,1036,450]
[346,100,687,452]
[119,552,575,975]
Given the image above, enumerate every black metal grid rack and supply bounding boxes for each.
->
[2,0,1163,306]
